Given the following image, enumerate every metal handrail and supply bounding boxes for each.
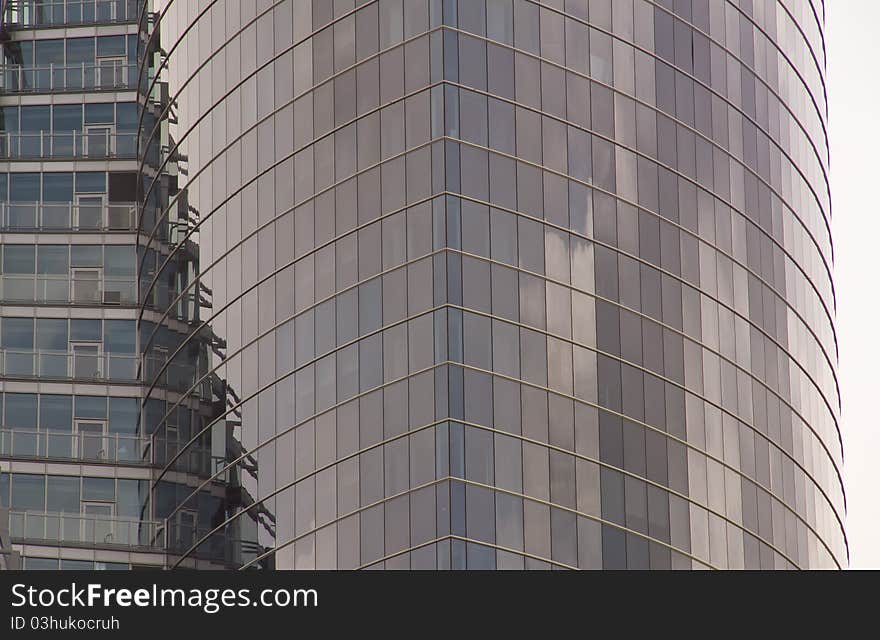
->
[0,130,137,158]
[0,201,138,231]
[0,60,137,92]
[3,0,140,27]
[0,348,139,381]
[7,510,164,549]
[140,352,203,394]
[0,427,147,464]
[147,432,215,475]
[163,518,239,560]
[0,348,202,392]
[0,508,22,569]
[0,274,138,304]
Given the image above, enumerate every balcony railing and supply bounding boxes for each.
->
[0,60,136,93]
[0,274,137,305]
[0,202,138,231]
[0,130,137,159]
[0,349,138,381]
[0,428,146,464]
[0,507,21,570]
[146,434,216,476]
[8,510,164,549]
[163,520,247,564]
[4,0,140,27]
[0,349,203,392]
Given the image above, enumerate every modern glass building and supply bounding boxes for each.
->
[0,0,171,569]
[3,0,846,570]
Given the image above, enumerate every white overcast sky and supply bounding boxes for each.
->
[826,1,880,569]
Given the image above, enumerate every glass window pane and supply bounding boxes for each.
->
[82,477,114,502]
[53,105,82,131]
[71,245,101,266]
[104,246,134,276]
[84,104,114,124]
[3,245,34,273]
[43,173,74,201]
[40,394,72,431]
[20,106,50,132]
[47,476,80,512]
[104,320,135,353]
[108,397,137,435]
[36,319,68,350]
[5,393,37,428]
[96,35,126,57]
[37,246,69,274]
[11,474,45,511]
[2,318,34,349]
[34,39,64,64]
[75,396,107,419]
[75,172,107,193]
[70,320,101,342]
[66,37,95,63]
[10,174,40,202]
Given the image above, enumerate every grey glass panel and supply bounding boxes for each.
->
[86,0,845,572]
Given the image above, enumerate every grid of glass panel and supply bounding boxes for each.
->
[0,0,161,569]
[140,0,845,569]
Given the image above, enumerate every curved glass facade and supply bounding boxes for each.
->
[140,0,846,569]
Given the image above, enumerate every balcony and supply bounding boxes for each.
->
[0,428,147,464]
[0,130,137,159]
[0,348,139,381]
[146,434,218,476]
[0,60,136,93]
[4,0,141,28]
[0,273,138,305]
[0,429,223,473]
[0,508,22,569]
[163,521,245,565]
[0,348,204,392]
[7,510,164,549]
[141,353,205,395]
[0,201,138,232]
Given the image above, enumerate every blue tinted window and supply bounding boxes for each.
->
[70,319,101,342]
[0,473,8,508]
[40,394,72,431]
[3,245,34,274]
[109,397,137,434]
[9,173,39,201]
[70,245,101,266]
[75,172,106,193]
[96,35,126,57]
[47,475,80,512]
[11,474,45,511]
[42,173,74,201]
[1,318,34,349]
[65,37,95,63]
[0,107,19,132]
[85,103,114,124]
[104,320,135,352]
[34,39,64,64]
[37,245,69,274]
[19,106,50,132]
[82,477,114,501]
[5,393,37,428]
[53,104,83,131]
[36,319,68,350]
[74,395,107,419]
[115,103,138,130]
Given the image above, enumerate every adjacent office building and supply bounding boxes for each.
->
[1,0,846,570]
[0,0,168,569]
